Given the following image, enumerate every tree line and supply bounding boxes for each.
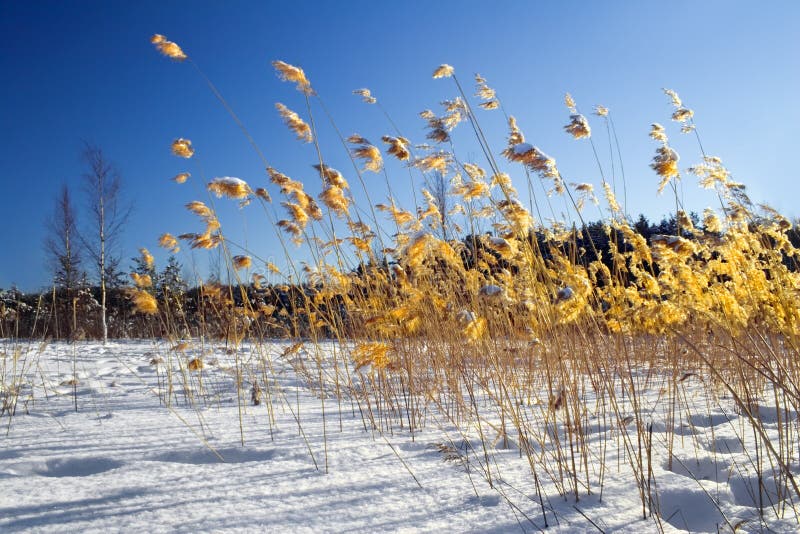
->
[5,204,800,341]
[5,147,799,341]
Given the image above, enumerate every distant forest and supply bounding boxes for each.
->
[3,213,800,341]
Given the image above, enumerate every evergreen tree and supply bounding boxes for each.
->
[45,185,84,292]
[158,256,187,300]
[130,254,157,293]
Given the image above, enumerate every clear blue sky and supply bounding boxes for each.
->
[1,0,798,291]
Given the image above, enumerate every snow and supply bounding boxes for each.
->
[556,286,574,301]
[512,142,534,155]
[208,176,249,189]
[1,340,799,532]
[455,309,477,324]
[478,284,504,299]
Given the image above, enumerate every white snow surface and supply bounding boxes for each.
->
[512,142,534,155]
[1,340,798,533]
[209,176,248,188]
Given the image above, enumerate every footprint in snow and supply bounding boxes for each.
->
[689,412,731,429]
[705,435,744,454]
[151,447,277,464]
[4,457,123,478]
[659,484,725,533]
[730,473,790,508]
[665,455,731,483]
[0,449,21,460]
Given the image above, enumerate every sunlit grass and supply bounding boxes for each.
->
[4,31,798,530]
[138,33,800,526]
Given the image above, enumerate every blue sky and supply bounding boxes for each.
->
[1,0,798,291]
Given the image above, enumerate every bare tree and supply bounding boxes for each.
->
[80,144,131,344]
[428,171,450,240]
[45,184,83,293]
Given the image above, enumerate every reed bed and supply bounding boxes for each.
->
[5,33,798,531]
[148,33,800,527]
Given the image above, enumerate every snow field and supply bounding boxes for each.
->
[1,340,799,532]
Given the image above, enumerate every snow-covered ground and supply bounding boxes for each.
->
[1,340,798,533]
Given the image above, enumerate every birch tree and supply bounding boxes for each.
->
[81,144,130,344]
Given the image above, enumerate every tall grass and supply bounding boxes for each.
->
[13,33,797,529]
